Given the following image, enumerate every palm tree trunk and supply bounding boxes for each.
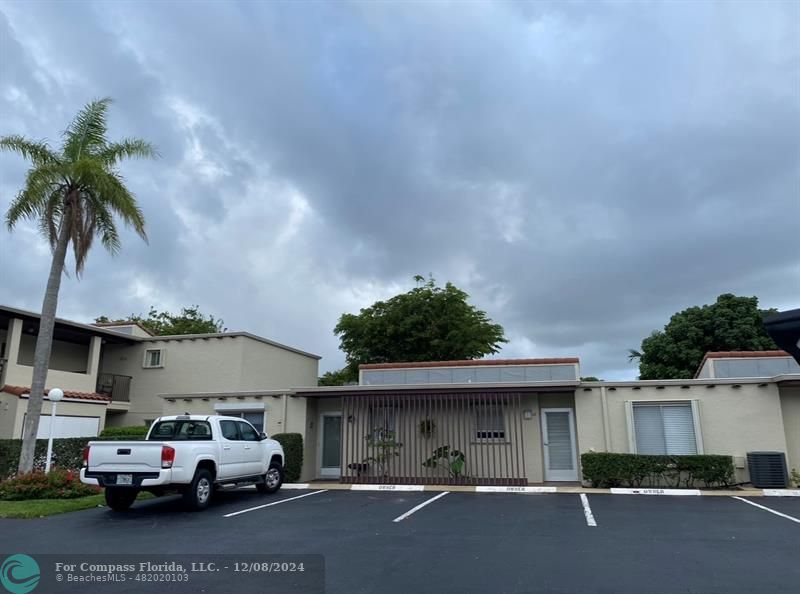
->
[17,207,72,474]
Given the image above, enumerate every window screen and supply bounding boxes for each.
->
[633,403,697,455]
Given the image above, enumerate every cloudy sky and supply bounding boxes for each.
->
[0,1,798,380]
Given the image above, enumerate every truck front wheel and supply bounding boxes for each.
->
[183,469,213,511]
[105,488,138,511]
[257,461,283,494]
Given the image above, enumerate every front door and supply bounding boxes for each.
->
[541,408,578,481]
[319,413,342,478]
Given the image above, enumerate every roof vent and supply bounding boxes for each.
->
[746,452,789,488]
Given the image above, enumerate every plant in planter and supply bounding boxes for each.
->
[422,445,466,478]
[418,419,436,438]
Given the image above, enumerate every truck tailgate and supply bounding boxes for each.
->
[87,441,164,473]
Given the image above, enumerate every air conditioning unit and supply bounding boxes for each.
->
[746,452,789,488]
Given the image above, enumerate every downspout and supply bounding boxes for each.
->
[282,393,289,433]
[600,385,611,452]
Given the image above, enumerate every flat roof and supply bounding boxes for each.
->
[0,304,321,359]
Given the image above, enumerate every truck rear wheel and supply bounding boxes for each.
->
[257,461,283,494]
[183,468,213,511]
[105,488,138,511]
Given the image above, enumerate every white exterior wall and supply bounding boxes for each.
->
[0,395,107,439]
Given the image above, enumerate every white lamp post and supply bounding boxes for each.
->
[44,388,64,473]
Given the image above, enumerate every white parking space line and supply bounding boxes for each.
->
[392,491,450,523]
[223,490,328,518]
[579,493,597,527]
[732,496,800,524]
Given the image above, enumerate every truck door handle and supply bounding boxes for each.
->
[223,446,231,450]
[244,446,252,450]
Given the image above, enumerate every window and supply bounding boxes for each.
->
[631,402,699,455]
[225,411,265,432]
[368,405,397,440]
[475,405,505,440]
[147,420,212,441]
[143,348,164,368]
[238,421,260,441]
[220,420,240,441]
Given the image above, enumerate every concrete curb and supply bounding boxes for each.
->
[283,483,800,497]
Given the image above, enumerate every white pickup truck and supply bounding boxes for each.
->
[80,415,285,511]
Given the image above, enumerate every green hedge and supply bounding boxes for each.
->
[581,452,734,489]
[271,433,303,483]
[0,438,90,480]
[99,425,149,439]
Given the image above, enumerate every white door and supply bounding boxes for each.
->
[319,413,342,478]
[218,419,245,479]
[237,420,265,476]
[541,408,578,481]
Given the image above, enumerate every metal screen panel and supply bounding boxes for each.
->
[340,392,526,485]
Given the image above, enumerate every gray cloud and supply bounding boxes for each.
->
[1,0,798,380]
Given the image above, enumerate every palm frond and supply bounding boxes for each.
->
[85,192,121,255]
[5,163,64,229]
[98,138,159,165]
[62,97,112,160]
[92,170,147,242]
[0,135,59,166]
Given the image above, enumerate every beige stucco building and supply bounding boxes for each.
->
[2,303,798,488]
[0,305,320,439]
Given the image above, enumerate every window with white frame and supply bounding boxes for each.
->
[475,404,505,440]
[631,402,699,455]
[229,411,266,433]
[143,348,164,368]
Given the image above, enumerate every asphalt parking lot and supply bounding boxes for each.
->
[1,489,798,594]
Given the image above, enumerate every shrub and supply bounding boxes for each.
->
[791,468,800,488]
[0,469,100,500]
[272,433,303,482]
[98,425,149,440]
[0,438,91,480]
[581,452,734,489]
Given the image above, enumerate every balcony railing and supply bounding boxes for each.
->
[96,373,132,402]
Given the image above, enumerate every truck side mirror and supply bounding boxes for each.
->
[259,432,268,440]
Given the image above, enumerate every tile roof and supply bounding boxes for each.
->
[1,385,111,402]
[359,357,579,370]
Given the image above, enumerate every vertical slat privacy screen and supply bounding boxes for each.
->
[340,392,527,485]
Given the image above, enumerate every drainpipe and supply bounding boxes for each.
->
[282,393,289,433]
[600,385,611,452]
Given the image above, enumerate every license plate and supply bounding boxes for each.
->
[116,474,133,485]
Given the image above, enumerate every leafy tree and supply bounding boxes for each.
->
[2,98,156,473]
[334,275,507,374]
[632,294,778,380]
[95,305,224,336]
[318,368,357,386]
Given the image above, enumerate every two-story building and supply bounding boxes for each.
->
[0,304,320,439]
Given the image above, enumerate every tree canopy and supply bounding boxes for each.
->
[96,305,224,336]
[630,294,778,379]
[328,276,507,384]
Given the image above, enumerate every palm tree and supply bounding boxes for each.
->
[1,98,156,473]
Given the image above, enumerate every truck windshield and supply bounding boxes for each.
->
[147,420,213,441]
